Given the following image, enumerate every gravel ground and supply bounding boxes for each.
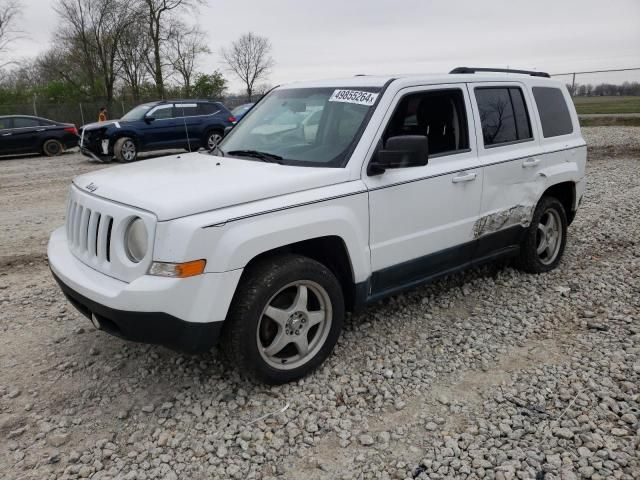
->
[0,127,639,479]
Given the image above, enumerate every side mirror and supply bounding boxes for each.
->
[224,125,234,137]
[368,135,429,175]
[144,115,155,123]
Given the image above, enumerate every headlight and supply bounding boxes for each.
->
[125,217,148,263]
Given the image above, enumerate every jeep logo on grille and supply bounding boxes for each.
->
[85,182,98,192]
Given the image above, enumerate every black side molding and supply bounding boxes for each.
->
[450,67,551,78]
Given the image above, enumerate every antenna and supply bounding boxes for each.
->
[180,104,192,153]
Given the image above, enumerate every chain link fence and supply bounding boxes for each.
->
[0,95,252,127]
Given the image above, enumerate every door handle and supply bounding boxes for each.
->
[1,133,11,136]
[522,157,541,167]
[36,128,46,132]
[452,172,477,183]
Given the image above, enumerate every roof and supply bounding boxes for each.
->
[280,71,561,89]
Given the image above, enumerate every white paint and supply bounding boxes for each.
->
[48,72,586,330]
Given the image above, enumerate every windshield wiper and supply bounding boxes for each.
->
[227,149,283,163]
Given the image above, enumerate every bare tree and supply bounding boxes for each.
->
[166,21,209,97]
[0,0,22,67]
[221,32,274,102]
[55,0,134,104]
[137,0,202,98]
[117,23,150,101]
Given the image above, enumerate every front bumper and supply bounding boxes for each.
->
[48,227,243,353]
[80,146,111,163]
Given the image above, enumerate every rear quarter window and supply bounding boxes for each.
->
[532,87,574,138]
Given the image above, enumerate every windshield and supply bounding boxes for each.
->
[121,103,154,122]
[219,87,381,167]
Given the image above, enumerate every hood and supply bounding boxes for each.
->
[81,119,124,131]
[73,152,349,221]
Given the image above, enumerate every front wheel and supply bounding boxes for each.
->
[222,254,345,384]
[114,137,137,162]
[516,196,568,273]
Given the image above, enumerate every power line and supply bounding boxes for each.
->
[551,67,640,76]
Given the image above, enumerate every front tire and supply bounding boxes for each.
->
[42,139,63,157]
[222,254,345,384]
[114,137,137,162]
[516,196,568,273]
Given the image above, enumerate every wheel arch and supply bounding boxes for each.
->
[540,181,576,224]
[239,236,358,311]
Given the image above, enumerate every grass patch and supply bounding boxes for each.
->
[573,96,640,115]
[580,117,640,127]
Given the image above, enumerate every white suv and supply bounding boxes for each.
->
[48,67,586,383]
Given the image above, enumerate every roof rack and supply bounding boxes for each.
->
[449,67,550,78]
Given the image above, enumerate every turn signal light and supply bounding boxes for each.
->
[149,259,206,278]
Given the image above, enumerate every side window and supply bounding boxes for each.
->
[532,87,573,138]
[13,117,40,128]
[174,103,199,118]
[382,89,469,156]
[475,87,532,147]
[199,103,221,115]
[0,118,11,129]
[149,104,174,119]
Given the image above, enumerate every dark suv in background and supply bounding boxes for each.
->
[79,100,236,162]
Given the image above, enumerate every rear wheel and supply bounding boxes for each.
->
[204,130,223,151]
[42,139,63,157]
[516,196,567,273]
[222,254,344,384]
[114,137,137,162]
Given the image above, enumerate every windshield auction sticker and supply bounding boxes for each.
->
[329,90,379,106]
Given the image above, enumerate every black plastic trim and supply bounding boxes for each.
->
[450,67,551,78]
[51,270,222,353]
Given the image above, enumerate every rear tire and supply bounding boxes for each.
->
[114,137,137,162]
[516,196,567,273]
[221,254,345,384]
[204,129,223,151]
[42,139,63,157]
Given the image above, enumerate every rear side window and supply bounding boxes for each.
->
[13,117,40,128]
[200,103,222,115]
[174,103,199,117]
[475,87,532,147]
[532,87,573,137]
[0,118,11,129]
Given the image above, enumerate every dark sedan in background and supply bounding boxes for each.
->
[0,115,78,157]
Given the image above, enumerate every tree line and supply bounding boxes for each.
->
[0,0,274,107]
[568,82,640,97]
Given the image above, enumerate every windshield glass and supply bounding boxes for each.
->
[121,103,154,122]
[219,87,381,167]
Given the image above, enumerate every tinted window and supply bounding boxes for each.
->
[13,117,40,128]
[475,87,532,146]
[383,89,469,156]
[149,104,174,119]
[0,118,11,129]
[200,103,222,115]
[532,87,573,137]
[174,103,199,117]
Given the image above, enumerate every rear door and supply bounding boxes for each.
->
[468,82,544,259]
[174,103,202,149]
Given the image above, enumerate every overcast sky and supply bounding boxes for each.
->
[9,0,640,92]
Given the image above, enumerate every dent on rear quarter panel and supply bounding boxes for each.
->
[473,205,534,239]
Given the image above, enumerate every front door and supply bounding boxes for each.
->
[141,104,177,149]
[363,84,483,297]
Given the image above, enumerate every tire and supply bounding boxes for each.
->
[114,137,137,162]
[42,139,63,157]
[204,129,223,151]
[222,254,345,384]
[516,196,568,273]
